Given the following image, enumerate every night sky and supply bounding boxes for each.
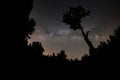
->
[29,0,120,59]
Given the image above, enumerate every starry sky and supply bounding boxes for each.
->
[29,0,120,59]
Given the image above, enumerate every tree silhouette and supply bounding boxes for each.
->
[63,6,94,53]
[29,42,44,56]
[27,42,44,64]
[1,0,120,72]
[80,26,120,72]
[57,50,67,59]
[1,0,35,64]
[0,0,36,72]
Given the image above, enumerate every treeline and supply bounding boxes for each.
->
[25,26,120,72]
[1,0,120,72]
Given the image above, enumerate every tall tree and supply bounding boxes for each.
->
[1,0,35,63]
[7,0,35,54]
[63,6,94,53]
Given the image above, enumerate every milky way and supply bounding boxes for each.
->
[30,0,120,59]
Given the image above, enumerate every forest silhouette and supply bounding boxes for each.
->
[1,0,120,72]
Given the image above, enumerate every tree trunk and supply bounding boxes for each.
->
[78,24,94,51]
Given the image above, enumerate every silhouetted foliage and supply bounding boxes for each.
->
[63,6,94,53]
[1,0,35,65]
[81,26,120,72]
[0,0,36,72]
[63,6,90,30]
[29,42,44,56]
[57,50,66,59]
[27,42,44,64]
[1,1,120,72]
